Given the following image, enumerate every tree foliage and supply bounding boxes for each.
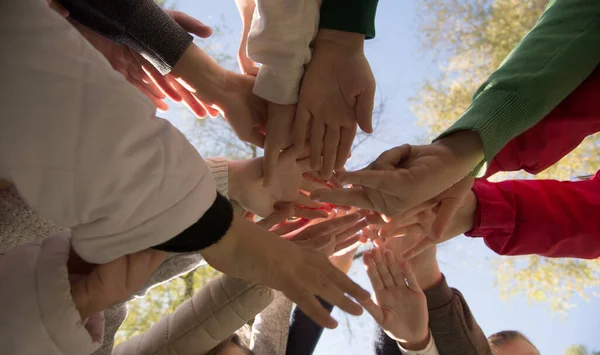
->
[413,0,600,313]
[565,344,600,355]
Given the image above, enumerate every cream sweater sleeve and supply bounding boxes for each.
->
[247,0,320,104]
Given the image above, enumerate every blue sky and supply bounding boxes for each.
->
[164,0,600,353]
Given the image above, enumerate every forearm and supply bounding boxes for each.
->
[319,0,379,39]
[468,174,600,259]
[247,0,320,104]
[424,276,492,355]
[115,275,273,355]
[438,0,600,176]
[58,0,192,74]
[1,0,232,263]
[485,65,600,178]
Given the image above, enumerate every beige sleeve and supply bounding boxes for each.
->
[247,0,320,104]
[112,275,273,355]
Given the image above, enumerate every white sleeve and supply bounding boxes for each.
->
[0,0,222,264]
[398,331,440,355]
[247,0,320,104]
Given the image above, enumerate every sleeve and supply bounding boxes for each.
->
[113,276,274,355]
[319,0,379,39]
[285,297,334,355]
[57,0,192,74]
[0,0,232,264]
[0,233,102,355]
[398,333,440,355]
[485,64,600,178]
[250,291,294,355]
[467,172,600,259]
[205,158,230,198]
[437,0,600,176]
[247,0,320,104]
[424,276,492,355]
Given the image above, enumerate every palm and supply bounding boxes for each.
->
[373,288,424,334]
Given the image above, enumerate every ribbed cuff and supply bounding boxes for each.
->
[397,330,436,355]
[423,274,453,310]
[205,158,230,198]
[435,88,529,177]
[153,193,233,252]
[253,64,304,104]
[126,0,193,74]
[466,180,515,238]
[319,0,379,39]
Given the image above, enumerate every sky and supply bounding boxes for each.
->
[162,0,600,353]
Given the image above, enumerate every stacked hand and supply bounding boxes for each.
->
[295,29,375,180]
[71,10,219,118]
[200,215,370,329]
[361,246,430,350]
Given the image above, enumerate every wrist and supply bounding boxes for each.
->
[315,29,365,52]
[457,190,477,234]
[200,214,243,266]
[401,331,431,352]
[171,44,228,106]
[436,130,484,169]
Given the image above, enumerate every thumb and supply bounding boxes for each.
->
[168,10,213,38]
[355,89,375,134]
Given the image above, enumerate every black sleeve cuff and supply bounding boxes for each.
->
[59,0,192,74]
[153,192,233,253]
[319,0,379,39]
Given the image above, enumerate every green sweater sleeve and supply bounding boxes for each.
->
[319,0,379,39]
[437,0,600,176]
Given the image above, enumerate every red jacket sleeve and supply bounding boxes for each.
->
[485,65,600,178]
[466,172,600,259]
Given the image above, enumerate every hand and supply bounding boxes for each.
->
[283,211,368,256]
[295,29,375,178]
[172,45,268,147]
[228,152,330,217]
[73,11,218,118]
[234,0,259,75]
[200,215,370,329]
[361,247,430,350]
[310,132,483,217]
[70,249,167,320]
[263,102,297,186]
[380,179,477,259]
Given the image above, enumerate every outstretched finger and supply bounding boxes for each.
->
[257,208,295,230]
[372,247,394,288]
[363,251,384,291]
[311,188,375,211]
[321,260,370,303]
[397,259,422,293]
[300,213,362,239]
[335,125,356,171]
[321,126,340,180]
[167,10,213,38]
[139,61,182,102]
[356,87,375,134]
[294,107,311,149]
[273,218,311,236]
[288,286,338,329]
[383,249,405,288]
[310,120,325,171]
[293,206,330,220]
[334,234,361,253]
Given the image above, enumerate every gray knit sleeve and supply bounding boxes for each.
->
[59,0,193,74]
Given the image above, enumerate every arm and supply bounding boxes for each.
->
[0,234,102,355]
[246,0,320,104]
[251,291,294,355]
[57,0,191,74]
[0,0,232,263]
[319,0,379,39]
[467,172,600,259]
[485,65,600,178]
[113,276,273,355]
[438,0,600,176]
